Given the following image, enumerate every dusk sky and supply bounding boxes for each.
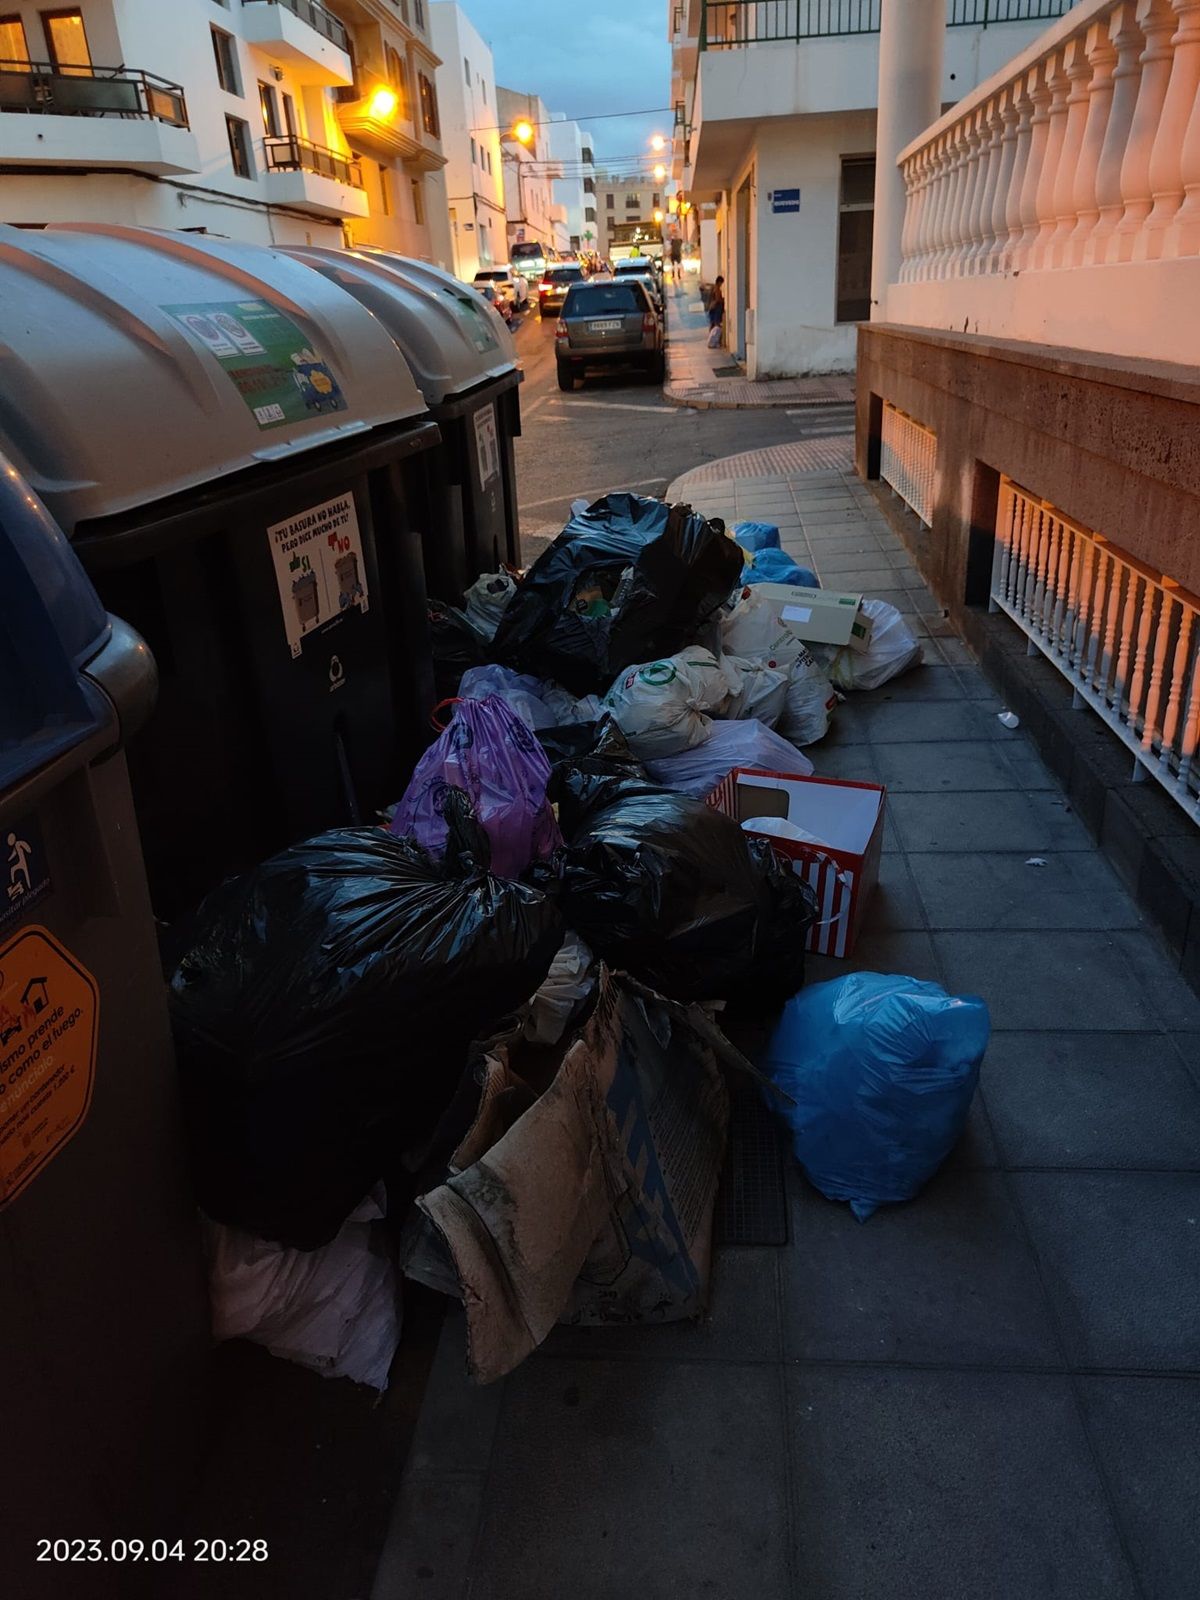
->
[450,0,674,167]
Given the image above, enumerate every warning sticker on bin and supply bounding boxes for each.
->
[165,299,348,430]
[0,925,99,1209]
[267,493,369,659]
[474,403,500,491]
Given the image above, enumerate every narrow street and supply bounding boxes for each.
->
[507,288,853,547]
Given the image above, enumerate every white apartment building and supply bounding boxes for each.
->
[0,0,451,263]
[547,116,594,255]
[496,85,568,256]
[670,0,1082,376]
[431,1,505,278]
[595,173,667,259]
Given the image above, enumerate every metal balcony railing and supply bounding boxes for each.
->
[0,60,188,124]
[263,135,363,187]
[699,0,1075,48]
[992,478,1200,822]
[881,404,937,528]
[245,0,350,54]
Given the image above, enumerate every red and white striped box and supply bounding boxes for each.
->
[708,768,886,958]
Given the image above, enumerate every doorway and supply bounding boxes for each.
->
[735,171,752,361]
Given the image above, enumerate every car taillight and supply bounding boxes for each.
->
[643,313,657,332]
[555,320,568,339]
[540,280,552,291]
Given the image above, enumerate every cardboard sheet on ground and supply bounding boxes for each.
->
[403,968,730,1385]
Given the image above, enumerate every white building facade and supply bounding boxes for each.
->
[496,85,569,256]
[431,1,505,279]
[547,117,594,255]
[0,0,451,263]
[595,174,668,259]
[670,0,1083,377]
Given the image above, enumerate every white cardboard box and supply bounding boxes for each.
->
[751,582,874,653]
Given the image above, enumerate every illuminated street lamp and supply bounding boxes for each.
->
[650,134,667,152]
[368,86,398,120]
[653,209,664,224]
[653,163,667,180]
[512,119,534,145]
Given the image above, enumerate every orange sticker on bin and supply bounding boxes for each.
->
[0,925,99,1209]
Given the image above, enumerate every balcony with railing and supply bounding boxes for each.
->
[699,0,1077,48]
[885,0,1200,366]
[241,0,355,86]
[0,60,198,173]
[261,134,369,216]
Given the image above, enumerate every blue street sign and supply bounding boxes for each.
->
[770,188,801,214]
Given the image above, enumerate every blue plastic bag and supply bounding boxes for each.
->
[761,973,990,1220]
[733,521,781,553]
[740,546,820,589]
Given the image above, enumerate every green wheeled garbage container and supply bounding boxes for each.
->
[0,455,208,1598]
[286,245,523,603]
[0,222,441,916]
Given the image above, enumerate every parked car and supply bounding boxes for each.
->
[473,282,513,325]
[612,259,664,316]
[473,268,529,310]
[555,280,665,390]
[537,263,586,317]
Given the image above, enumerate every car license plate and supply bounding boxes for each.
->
[589,319,622,333]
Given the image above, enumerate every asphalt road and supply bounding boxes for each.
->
[508,294,851,560]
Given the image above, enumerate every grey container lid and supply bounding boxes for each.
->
[285,246,517,408]
[0,223,429,536]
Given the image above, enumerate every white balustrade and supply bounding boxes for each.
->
[894,0,1200,281]
[881,404,937,527]
[992,479,1200,822]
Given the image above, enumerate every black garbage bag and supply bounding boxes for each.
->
[491,493,743,696]
[169,791,563,1248]
[429,601,486,702]
[549,715,653,828]
[559,782,817,1004]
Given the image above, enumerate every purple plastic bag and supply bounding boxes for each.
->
[390,697,563,879]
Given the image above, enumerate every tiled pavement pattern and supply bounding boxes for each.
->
[664,286,857,410]
[373,468,1200,1600]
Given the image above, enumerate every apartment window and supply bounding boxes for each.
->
[470,137,476,166]
[386,45,409,118]
[226,114,254,179]
[259,82,280,138]
[42,8,90,74]
[481,78,486,103]
[485,149,492,175]
[836,155,875,323]
[624,195,639,209]
[211,27,240,95]
[585,206,596,222]
[652,192,661,207]
[0,15,30,66]
[418,71,438,137]
[379,163,391,215]
[581,145,593,165]
[464,55,470,85]
[583,176,594,194]
[627,212,640,222]
[282,91,297,138]
[411,176,424,225]
[605,194,613,210]
[414,0,424,28]
[399,0,409,22]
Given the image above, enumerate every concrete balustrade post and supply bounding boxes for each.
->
[870,0,944,316]
[1113,0,1177,262]
[1164,8,1200,250]
[955,109,988,278]
[968,96,1004,274]
[1032,51,1073,268]
[1086,2,1146,262]
[987,85,1021,271]
[1067,21,1119,266]
[1015,62,1054,268]
[923,136,954,280]
[1003,71,1037,268]
[1047,37,1095,267]
[1136,0,1200,257]
[938,119,973,277]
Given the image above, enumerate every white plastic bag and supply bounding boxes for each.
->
[204,1191,400,1391]
[602,648,741,759]
[464,570,518,640]
[721,587,812,669]
[458,664,601,730]
[778,646,838,746]
[721,653,789,728]
[645,719,814,798]
[830,598,923,692]
[523,932,594,1045]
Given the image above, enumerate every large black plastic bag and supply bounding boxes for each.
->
[491,494,743,696]
[169,793,563,1249]
[557,775,817,1004]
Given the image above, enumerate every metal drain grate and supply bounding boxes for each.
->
[714,1072,789,1246]
[711,364,743,377]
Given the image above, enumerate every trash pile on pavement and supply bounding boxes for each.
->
[172,493,989,1390]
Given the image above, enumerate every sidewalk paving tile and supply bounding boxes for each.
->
[910,850,1142,930]
[785,1369,1139,1600]
[1013,1172,1200,1369]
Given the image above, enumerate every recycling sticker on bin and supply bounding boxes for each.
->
[0,925,99,1209]
[267,493,369,659]
[165,299,348,430]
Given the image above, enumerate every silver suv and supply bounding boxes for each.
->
[555,280,665,391]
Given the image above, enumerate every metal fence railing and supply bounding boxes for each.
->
[246,0,350,54]
[700,0,1075,47]
[991,479,1200,822]
[880,403,937,528]
[0,60,188,124]
[263,135,362,188]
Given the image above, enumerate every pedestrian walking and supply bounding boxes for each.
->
[669,234,683,289]
[707,275,725,348]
